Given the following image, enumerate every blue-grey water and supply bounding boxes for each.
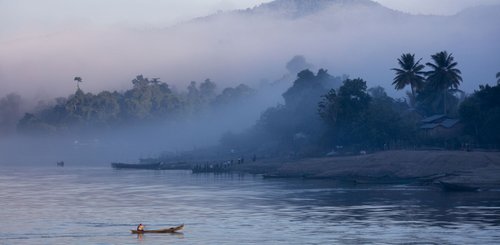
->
[1,167,499,244]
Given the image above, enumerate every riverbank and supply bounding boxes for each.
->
[232,150,500,189]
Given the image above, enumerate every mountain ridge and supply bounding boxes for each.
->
[191,0,397,22]
[248,0,385,18]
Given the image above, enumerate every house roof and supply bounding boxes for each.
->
[420,119,460,130]
[441,119,460,128]
[420,123,440,129]
[421,114,446,123]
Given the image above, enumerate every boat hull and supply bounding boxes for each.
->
[439,181,479,192]
[112,162,160,170]
[131,224,184,234]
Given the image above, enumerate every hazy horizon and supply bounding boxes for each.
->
[1,0,500,103]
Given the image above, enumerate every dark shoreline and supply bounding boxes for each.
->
[114,150,500,190]
[231,150,500,190]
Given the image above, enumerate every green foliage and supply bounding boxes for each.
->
[319,78,370,147]
[14,76,185,132]
[426,51,462,90]
[319,80,412,150]
[459,84,500,145]
[253,69,341,156]
[183,79,218,115]
[17,74,258,134]
[415,84,461,116]
[282,69,339,121]
[213,84,254,106]
[199,79,217,103]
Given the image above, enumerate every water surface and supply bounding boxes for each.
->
[0,167,499,244]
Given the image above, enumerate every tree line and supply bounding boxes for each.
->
[16,75,254,134]
[221,51,500,157]
[6,50,500,155]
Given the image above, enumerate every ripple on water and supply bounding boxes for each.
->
[1,167,499,244]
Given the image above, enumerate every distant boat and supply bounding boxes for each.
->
[111,162,161,170]
[56,161,64,167]
[439,181,479,192]
[131,224,184,234]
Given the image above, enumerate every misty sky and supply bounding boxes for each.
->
[1,0,500,100]
[1,0,499,165]
[2,0,499,40]
[374,0,500,15]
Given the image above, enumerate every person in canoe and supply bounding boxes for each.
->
[137,223,145,232]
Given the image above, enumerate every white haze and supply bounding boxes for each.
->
[0,85,282,166]
[1,0,499,101]
[0,0,499,165]
[373,0,500,15]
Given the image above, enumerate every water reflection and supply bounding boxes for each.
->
[0,167,499,244]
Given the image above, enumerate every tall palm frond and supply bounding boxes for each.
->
[391,53,425,101]
[425,51,462,115]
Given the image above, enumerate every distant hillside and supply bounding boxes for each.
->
[247,0,385,18]
[1,0,499,98]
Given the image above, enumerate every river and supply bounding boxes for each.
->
[0,167,499,244]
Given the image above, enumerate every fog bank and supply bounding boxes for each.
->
[1,1,499,100]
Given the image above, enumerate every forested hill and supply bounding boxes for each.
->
[3,64,500,162]
[16,75,255,134]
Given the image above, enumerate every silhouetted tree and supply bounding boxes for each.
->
[320,81,414,150]
[391,53,425,102]
[425,51,462,115]
[74,77,83,90]
[319,78,371,148]
[460,84,500,146]
[213,84,254,106]
[199,78,217,103]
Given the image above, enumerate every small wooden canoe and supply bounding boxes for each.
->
[131,224,184,234]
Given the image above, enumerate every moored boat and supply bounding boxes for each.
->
[439,181,479,192]
[131,224,184,234]
[111,162,161,170]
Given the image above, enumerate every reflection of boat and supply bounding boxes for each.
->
[439,181,479,192]
[131,224,184,234]
[111,162,160,170]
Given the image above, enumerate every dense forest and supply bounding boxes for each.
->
[2,51,500,159]
[14,75,254,134]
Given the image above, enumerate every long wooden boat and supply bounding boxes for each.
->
[439,181,479,192]
[131,224,184,234]
[111,162,161,170]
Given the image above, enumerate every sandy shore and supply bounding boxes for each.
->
[233,150,500,188]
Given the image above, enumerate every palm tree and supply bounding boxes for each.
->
[425,51,462,115]
[496,72,500,85]
[391,53,425,103]
[74,77,82,90]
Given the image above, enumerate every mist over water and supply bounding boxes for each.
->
[2,1,499,166]
[0,75,291,166]
[1,2,500,245]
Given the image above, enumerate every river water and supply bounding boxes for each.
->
[0,167,499,244]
